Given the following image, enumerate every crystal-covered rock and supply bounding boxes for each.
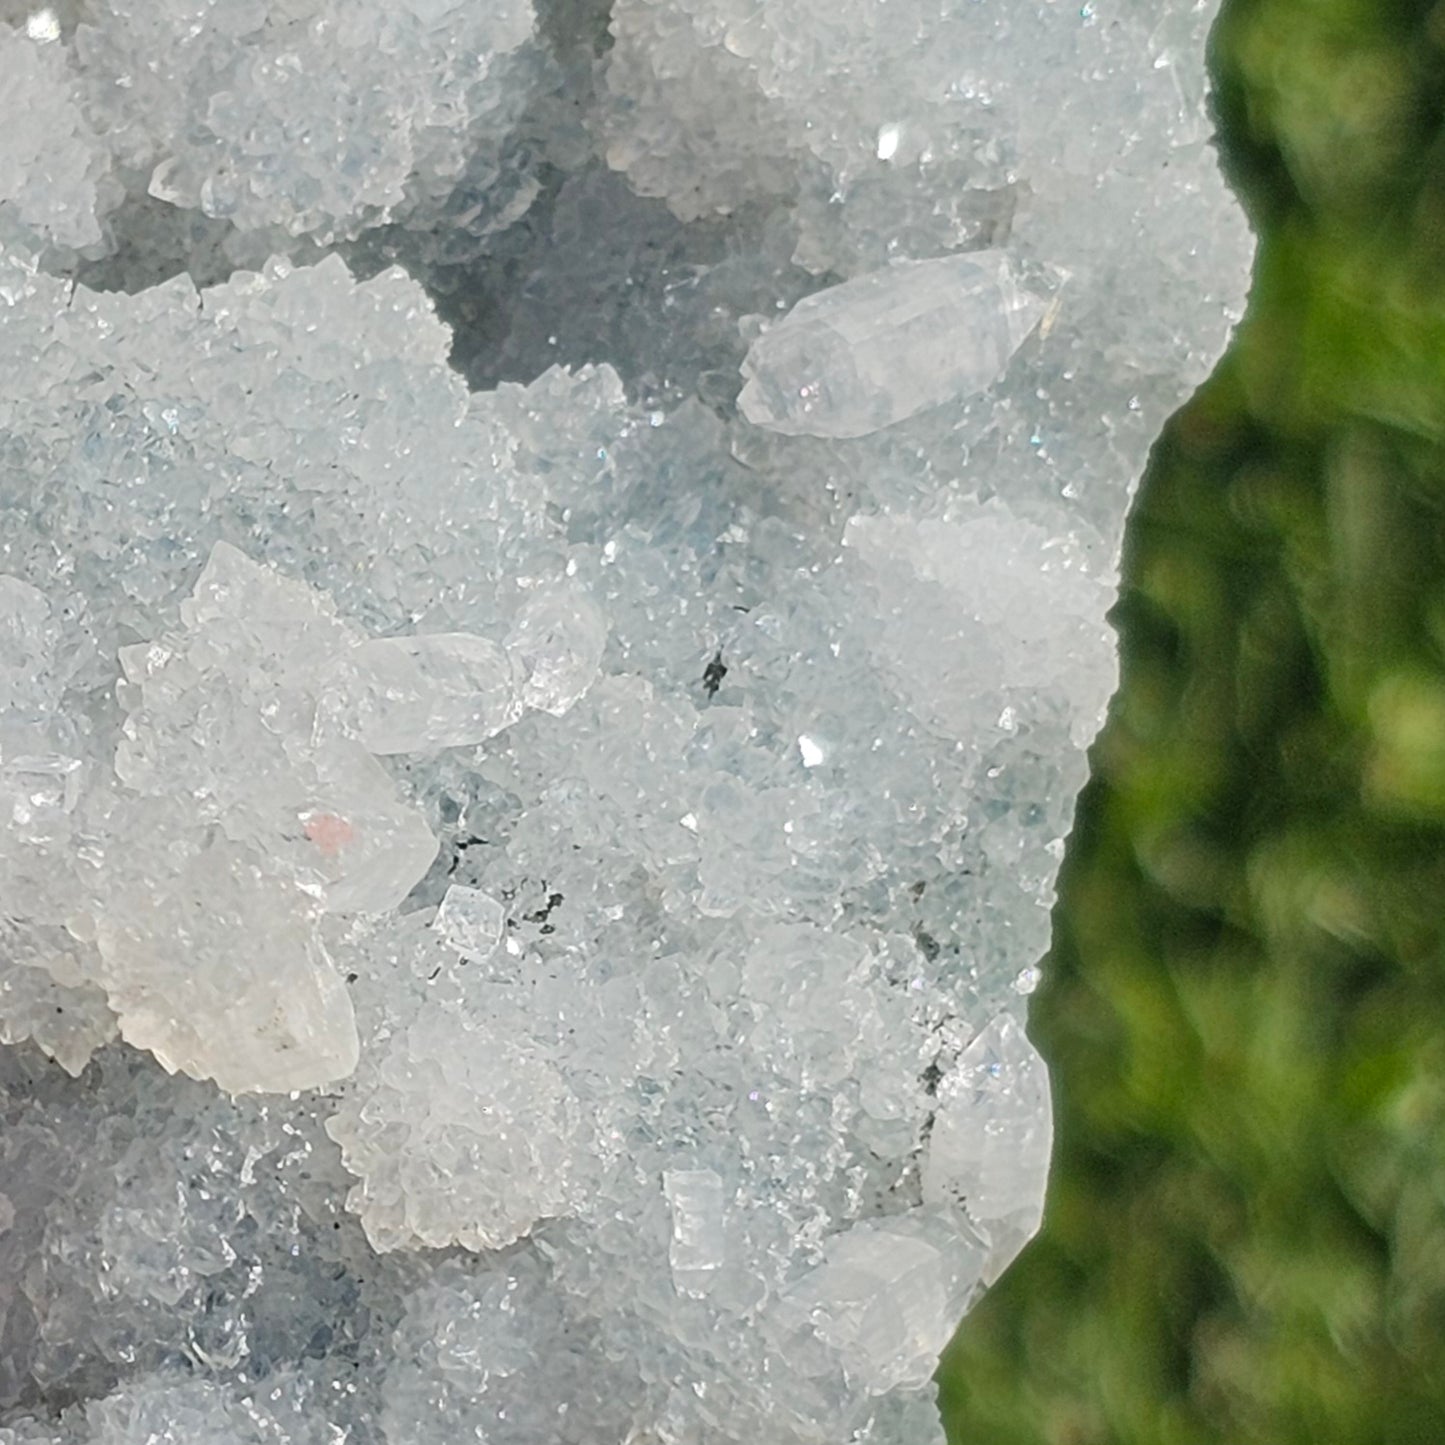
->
[0,0,1252,1440]
[323,913,588,1253]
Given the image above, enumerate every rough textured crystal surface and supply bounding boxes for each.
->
[0,1,1253,1442]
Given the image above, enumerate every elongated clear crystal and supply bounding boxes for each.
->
[739,252,1050,438]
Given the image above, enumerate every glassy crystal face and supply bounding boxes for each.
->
[0,1,1252,1442]
[738,252,1053,439]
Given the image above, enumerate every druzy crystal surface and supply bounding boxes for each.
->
[0,2,1252,1442]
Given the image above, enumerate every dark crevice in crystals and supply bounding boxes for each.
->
[365,160,828,410]
[536,0,615,59]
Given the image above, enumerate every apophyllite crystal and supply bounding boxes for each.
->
[0,1,1251,1441]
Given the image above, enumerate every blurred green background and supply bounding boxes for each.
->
[939,1,1445,1441]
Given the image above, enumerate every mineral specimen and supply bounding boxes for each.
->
[0,1,1253,1442]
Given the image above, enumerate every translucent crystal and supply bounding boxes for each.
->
[663,1167,727,1290]
[0,575,63,717]
[504,585,608,716]
[326,633,523,755]
[921,1013,1054,1285]
[433,883,505,958]
[739,252,1050,438]
[774,1208,989,1393]
[1,753,80,828]
[92,837,359,1096]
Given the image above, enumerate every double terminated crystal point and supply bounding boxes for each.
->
[739,251,1053,439]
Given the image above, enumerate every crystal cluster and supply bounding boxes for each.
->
[0,0,540,252]
[0,2,1252,1443]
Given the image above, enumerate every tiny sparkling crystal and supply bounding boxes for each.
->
[0,2,1250,1443]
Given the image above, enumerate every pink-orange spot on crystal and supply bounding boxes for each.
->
[303,812,355,857]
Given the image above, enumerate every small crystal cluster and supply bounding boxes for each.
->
[0,2,1252,1443]
[1,0,539,250]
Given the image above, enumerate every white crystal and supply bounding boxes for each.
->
[843,507,1118,747]
[83,1377,331,1445]
[44,1,539,245]
[24,11,60,44]
[115,542,441,919]
[739,253,1049,438]
[797,734,826,768]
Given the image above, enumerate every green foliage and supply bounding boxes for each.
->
[939,2,1445,1440]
